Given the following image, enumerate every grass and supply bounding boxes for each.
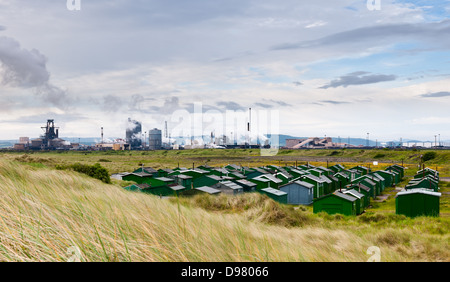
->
[0,151,448,261]
[2,148,450,176]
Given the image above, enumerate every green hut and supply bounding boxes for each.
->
[395,189,441,217]
[406,177,439,192]
[193,174,222,188]
[133,167,158,176]
[329,164,345,173]
[259,188,288,204]
[343,189,365,215]
[121,172,153,184]
[313,191,357,216]
[301,174,326,199]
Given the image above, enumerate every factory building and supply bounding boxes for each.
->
[19,137,30,145]
[29,120,70,150]
[148,128,162,150]
[126,118,142,149]
[286,137,336,149]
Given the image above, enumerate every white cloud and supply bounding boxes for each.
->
[412,117,450,125]
[305,21,327,29]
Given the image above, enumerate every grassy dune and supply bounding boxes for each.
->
[0,158,448,262]
[2,148,449,176]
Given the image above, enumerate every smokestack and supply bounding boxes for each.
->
[101,127,104,144]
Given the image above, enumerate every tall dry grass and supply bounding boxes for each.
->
[0,159,448,262]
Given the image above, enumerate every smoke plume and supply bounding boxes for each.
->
[0,35,69,108]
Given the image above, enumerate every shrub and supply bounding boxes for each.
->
[329,151,340,156]
[56,163,111,184]
[422,152,437,162]
[374,153,386,159]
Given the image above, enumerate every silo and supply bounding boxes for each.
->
[149,128,162,150]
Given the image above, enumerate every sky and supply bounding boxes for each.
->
[0,0,449,143]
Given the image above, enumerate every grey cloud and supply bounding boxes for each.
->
[102,95,123,112]
[319,100,351,105]
[407,75,425,81]
[0,36,69,108]
[0,36,49,87]
[128,94,155,111]
[263,99,291,107]
[320,72,397,89]
[10,112,88,123]
[271,20,450,51]
[293,81,303,86]
[420,91,450,98]
[252,99,292,109]
[212,51,254,63]
[216,101,247,111]
[35,83,71,109]
[254,103,273,109]
[0,26,6,31]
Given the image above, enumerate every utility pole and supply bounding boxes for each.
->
[165,121,168,139]
[248,108,252,148]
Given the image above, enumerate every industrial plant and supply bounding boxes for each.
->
[14,120,72,150]
[8,118,447,151]
[12,119,167,151]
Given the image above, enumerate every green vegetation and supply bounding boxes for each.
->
[56,163,111,184]
[0,157,448,261]
[3,148,449,176]
[423,151,437,162]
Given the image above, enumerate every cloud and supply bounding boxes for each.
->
[320,72,397,89]
[420,91,450,98]
[319,100,351,105]
[412,116,450,125]
[35,83,71,109]
[263,99,291,107]
[254,103,273,109]
[102,95,123,112]
[0,26,6,31]
[271,19,450,51]
[0,36,50,87]
[293,81,303,86]
[216,101,246,111]
[0,36,69,108]
[305,21,327,29]
[10,112,88,124]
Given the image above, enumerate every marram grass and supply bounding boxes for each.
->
[0,159,448,262]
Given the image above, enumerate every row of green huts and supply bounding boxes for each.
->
[115,163,407,215]
[312,164,405,216]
